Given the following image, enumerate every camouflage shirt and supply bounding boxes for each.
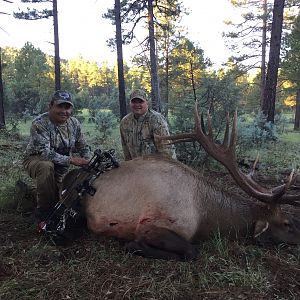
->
[25,112,90,166]
[120,109,176,160]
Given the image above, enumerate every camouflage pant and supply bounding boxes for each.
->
[23,156,69,210]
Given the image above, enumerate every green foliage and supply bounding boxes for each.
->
[0,116,23,138]
[92,110,118,144]
[87,91,120,118]
[1,45,121,118]
[104,0,184,45]
[13,0,53,20]
[166,37,209,104]
[239,74,261,112]
[281,130,300,143]
[224,0,273,72]
[237,111,278,148]
[7,117,21,135]
[282,13,300,86]
[0,131,28,210]
[4,43,52,116]
[274,112,289,133]
[171,71,243,165]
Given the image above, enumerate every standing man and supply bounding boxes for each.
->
[120,88,176,160]
[23,90,90,221]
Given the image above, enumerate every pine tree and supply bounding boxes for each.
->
[282,13,300,130]
[115,0,127,119]
[104,0,184,112]
[0,48,5,128]
[224,0,300,108]
[261,0,285,122]
[0,0,13,128]
[14,0,61,90]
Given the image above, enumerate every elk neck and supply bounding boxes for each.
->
[193,177,271,239]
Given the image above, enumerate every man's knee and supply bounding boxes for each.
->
[24,156,55,179]
[36,160,55,177]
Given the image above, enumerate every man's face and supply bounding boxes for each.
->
[48,102,73,124]
[130,98,148,116]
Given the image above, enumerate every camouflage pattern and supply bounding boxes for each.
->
[24,112,90,166]
[120,109,176,160]
[130,89,148,102]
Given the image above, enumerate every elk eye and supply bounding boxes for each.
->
[283,220,294,233]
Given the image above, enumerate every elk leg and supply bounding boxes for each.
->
[125,240,182,260]
[127,225,197,260]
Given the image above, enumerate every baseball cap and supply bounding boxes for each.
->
[52,90,74,107]
[130,89,148,102]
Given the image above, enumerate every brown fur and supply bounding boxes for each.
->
[82,155,300,246]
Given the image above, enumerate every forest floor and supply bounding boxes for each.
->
[0,130,300,300]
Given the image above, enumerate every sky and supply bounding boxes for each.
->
[0,0,239,68]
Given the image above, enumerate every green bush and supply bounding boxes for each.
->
[237,111,278,148]
[274,112,289,134]
[92,110,118,144]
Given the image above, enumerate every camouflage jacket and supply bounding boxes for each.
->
[120,109,176,160]
[25,112,90,166]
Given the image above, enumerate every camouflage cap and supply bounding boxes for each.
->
[130,89,148,102]
[52,90,74,107]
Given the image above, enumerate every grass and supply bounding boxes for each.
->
[242,140,300,174]
[281,130,300,143]
[1,117,300,300]
[1,214,299,300]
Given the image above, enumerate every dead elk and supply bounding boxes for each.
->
[71,107,300,260]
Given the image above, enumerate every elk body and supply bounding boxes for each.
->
[69,107,300,260]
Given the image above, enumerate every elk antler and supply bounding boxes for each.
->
[155,102,300,206]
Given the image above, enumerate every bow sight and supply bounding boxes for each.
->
[38,149,119,242]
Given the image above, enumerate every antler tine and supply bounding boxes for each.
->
[195,102,211,139]
[277,169,295,193]
[249,154,259,178]
[264,170,296,202]
[200,113,207,135]
[191,106,298,205]
[206,111,214,139]
[222,113,230,148]
[154,133,196,146]
[157,101,200,146]
[229,110,238,149]
[156,104,299,207]
[278,170,300,206]
[194,101,202,133]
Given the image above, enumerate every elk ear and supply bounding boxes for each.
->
[253,220,270,239]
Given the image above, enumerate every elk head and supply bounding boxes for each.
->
[155,103,300,244]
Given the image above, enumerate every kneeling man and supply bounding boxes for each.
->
[23,90,90,221]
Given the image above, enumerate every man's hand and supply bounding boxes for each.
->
[70,156,90,166]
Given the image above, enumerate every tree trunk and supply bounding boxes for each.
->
[262,0,285,123]
[190,60,197,102]
[294,89,300,130]
[260,0,267,108]
[148,0,161,112]
[53,0,61,91]
[115,0,127,120]
[0,47,5,128]
[164,47,169,118]
[162,2,170,118]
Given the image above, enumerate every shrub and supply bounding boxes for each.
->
[237,111,278,148]
[92,110,118,144]
[274,113,289,134]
